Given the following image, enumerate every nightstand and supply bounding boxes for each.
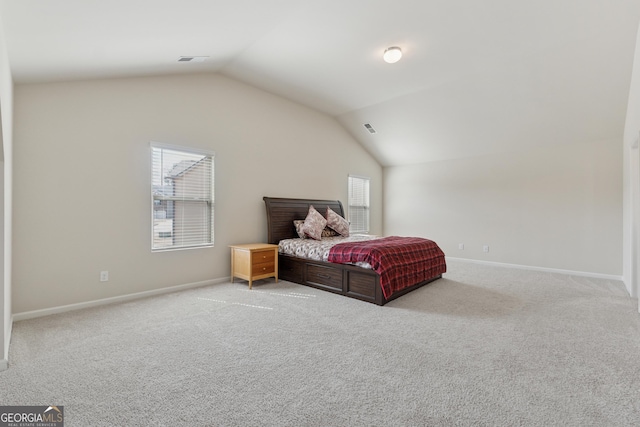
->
[229,243,279,290]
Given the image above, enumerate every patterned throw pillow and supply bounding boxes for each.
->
[321,227,339,237]
[326,206,350,237]
[301,205,327,240]
[293,220,307,239]
[294,220,339,239]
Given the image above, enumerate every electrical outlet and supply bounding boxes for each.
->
[458,243,464,250]
[100,271,109,282]
[483,245,490,253]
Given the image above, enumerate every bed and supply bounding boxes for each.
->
[263,197,446,305]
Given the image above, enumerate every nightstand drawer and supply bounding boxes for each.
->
[252,261,275,276]
[253,250,275,264]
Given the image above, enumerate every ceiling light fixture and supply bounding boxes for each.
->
[383,47,402,64]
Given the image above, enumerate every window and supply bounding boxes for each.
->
[348,175,370,233]
[151,143,214,251]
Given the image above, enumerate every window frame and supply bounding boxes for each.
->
[348,174,370,234]
[151,142,215,252]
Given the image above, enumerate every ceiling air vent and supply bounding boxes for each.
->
[363,123,377,134]
[178,56,209,63]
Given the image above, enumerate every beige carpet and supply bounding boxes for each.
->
[1,260,639,426]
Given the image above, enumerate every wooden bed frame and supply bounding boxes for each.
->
[263,197,442,305]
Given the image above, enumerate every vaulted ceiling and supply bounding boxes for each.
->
[2,0,639,166]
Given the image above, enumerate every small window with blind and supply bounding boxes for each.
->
[348,175,370,234]
[151,143,214,251]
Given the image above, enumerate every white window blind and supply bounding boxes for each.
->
[151,143,214,251]
[348,175,370,233]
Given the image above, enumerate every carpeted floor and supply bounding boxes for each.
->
[1,260,639,426]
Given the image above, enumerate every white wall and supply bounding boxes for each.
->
[0,15,12,371]
[384,139,622,276]
[623,21,640,308]
[13,73,382,313]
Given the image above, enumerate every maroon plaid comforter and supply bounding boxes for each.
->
[327,236,446,299]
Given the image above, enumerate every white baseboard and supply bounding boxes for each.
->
[446,256,623,282]
[13,277,230,322]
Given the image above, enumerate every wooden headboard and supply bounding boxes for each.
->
[263,197,345,244]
